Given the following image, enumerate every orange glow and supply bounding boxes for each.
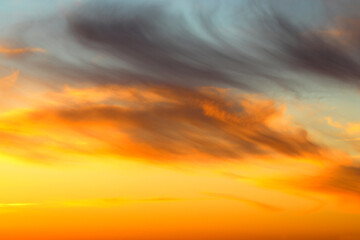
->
[0,80,358,239]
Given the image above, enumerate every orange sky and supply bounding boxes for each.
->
[1,0,360,239]
[0,70,360,239]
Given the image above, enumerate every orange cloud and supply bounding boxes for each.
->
[0,45,46,55]
[276,163,360,210]
[0,84,348,164]
[326,117,360,135]
[300,165,360,196]
[326,117,344,129]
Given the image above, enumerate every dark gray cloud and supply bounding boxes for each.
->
[5,0,360,92]
[259,13,360,87]
[65,1,261,88]
[4,0,295,91]
[40,0,360,90]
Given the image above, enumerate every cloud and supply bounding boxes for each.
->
[299,165,360,198]
[0,1,352,183]
[65,1,256,88]
[326,117,360,135]
[3,0,360,96]
[0,84,337,163]
[326,117,344,129]
[7,0,360,93]
[257,6,360,87]
[204,192,283,211]
[0,0,304,92]
[60,1,360,90]
[0,45,46,56]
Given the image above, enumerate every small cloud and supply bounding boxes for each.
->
[326,117,360,135]
[326,117,344,129]
[0,45,46,55]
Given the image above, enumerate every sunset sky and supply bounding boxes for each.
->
[1,0,360,239]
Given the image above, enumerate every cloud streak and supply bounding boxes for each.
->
[299,165,360,198]
[0,45,46,56]
[204,192,283,212]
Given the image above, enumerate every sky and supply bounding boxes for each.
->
[1,0,360,239]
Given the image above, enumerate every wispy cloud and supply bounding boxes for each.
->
[0,45,46,56]
[7,0,360,93]
[0,83,342,163]
[0,202,37,208]
[327,117,360,135]
[204,192,283,212]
